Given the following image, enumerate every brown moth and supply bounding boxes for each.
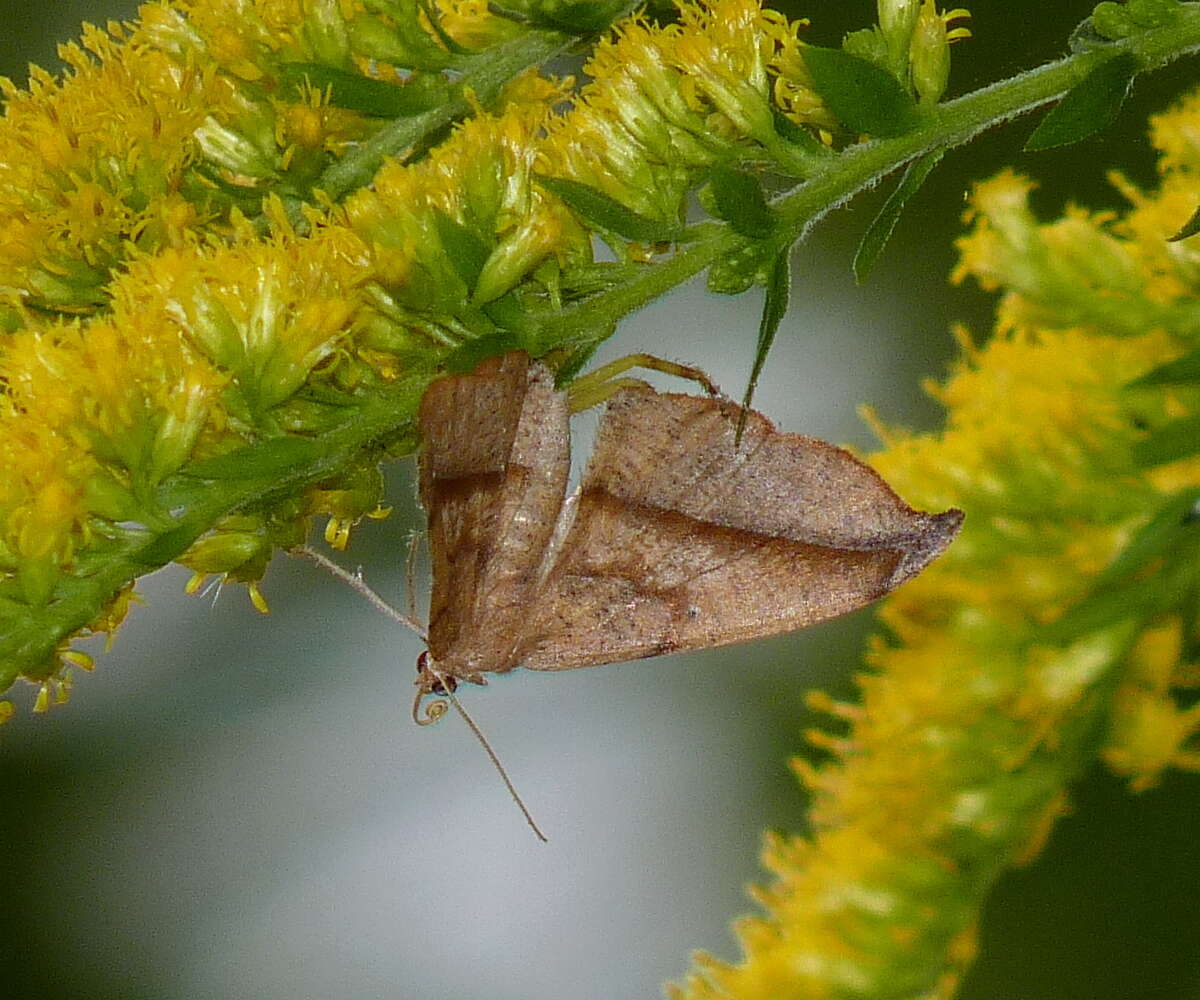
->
[413,350,962,713]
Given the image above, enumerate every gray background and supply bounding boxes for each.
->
[1,3,1198,999]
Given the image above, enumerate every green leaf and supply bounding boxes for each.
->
[183,437,327,481]
[1024,52,1138,151]
[707,164,776,238]
[853,150,944,284]
[279,63,447,117]
[707,242,776,295]
[771,107,817,150]
[1168,201,1200,242]
[433,211,491,292]
[1095,487,1200,587]
[533,174,684,242]
[442,330,526,375]
[1132,414,1200,467]
[802,46,919,138]
[134,523,204,568]
[737,248,792,442]
[1127,347,1200,387]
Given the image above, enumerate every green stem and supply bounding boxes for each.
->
[533,8,1200,349]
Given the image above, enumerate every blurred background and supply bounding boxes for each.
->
[1,2,1198,998]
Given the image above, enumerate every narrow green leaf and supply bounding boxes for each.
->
[1127,347,1200,387]
[533,174,683,242]
[433,210,491,292]
[134,523,204,568]
[737,248,792,442]
[707,164,776,238]
[770,107,827,156]
[1132,414,1200,467]
[183,437,326,480]
[802,46,919,138]
[1168,201,1200,242]
[853,150,944,284]
[279,63,446,117]
[416,0,474,55]
[1095,487,1200,587]
[1024,52,1138,151]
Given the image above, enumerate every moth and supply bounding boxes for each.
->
[413,350,962,713]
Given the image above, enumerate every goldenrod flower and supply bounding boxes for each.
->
[673,87,1200,1000]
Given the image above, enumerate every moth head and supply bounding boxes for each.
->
[415,650,458,695]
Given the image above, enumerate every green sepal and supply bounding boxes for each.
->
[853,150,944,284]
[0,304,22,332]
[1127,347,1200,387]
[1132,414,1200,467]
[1024,52,1138,151]
[737,247,792,440]
[802,46,919,138]
[348,7,455,71]
[83,472,143,524]
[706,164,777,238]
[534,174,685,242]
[279,63,449,117]
[433,210,492,293]
[18,556,60,609]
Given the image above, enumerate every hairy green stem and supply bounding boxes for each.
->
[534,7,1200,349]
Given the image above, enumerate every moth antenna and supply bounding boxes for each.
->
[295,544,427,640]
[429,667,549,843]
[404,529,424,627]
[412,687,449,726]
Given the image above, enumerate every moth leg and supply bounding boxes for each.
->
[294,544,427,640]
[567,353,724,413]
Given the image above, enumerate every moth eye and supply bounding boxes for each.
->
[687,606,701,620]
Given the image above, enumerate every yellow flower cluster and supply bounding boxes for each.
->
[672,94,1200,1000]
[539,0,833,223]
[0,0,862,711]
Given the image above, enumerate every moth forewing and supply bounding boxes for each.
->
[416,351,963,688]
[417,352,570,682]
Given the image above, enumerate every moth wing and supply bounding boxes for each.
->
[518,386,962,671]
[419,351,570,675]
